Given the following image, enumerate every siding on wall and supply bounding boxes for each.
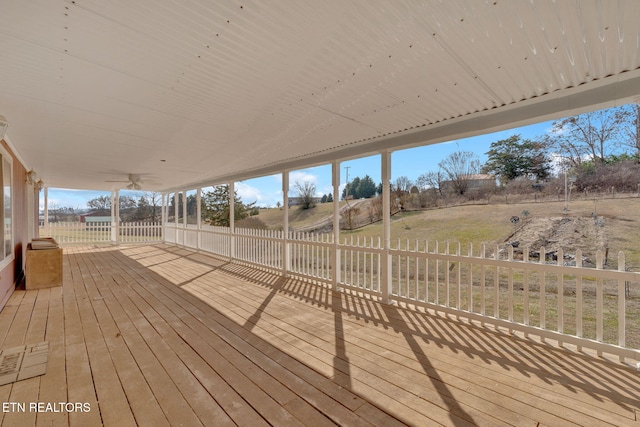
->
[0,140,28,310]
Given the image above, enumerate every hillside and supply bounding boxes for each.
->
[247,196,640,268]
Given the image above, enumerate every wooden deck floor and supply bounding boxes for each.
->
[0,244,638,426]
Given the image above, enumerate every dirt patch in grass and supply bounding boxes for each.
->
[505,216,608,266]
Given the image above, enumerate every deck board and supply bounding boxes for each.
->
[0,244,638,426]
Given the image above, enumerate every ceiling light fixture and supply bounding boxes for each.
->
[26,169,37,185]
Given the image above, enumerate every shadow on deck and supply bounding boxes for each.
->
[0,244,638,426]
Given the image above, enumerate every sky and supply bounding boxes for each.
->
[43,120,554,211]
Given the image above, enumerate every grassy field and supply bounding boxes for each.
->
[252,195,640,266]
[252,195,640,349]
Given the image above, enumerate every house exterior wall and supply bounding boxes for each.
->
[0,139,28,310]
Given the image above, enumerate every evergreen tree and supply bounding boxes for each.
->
[483,135,551,183]
[357,175,377,198]
[201,185,254,226]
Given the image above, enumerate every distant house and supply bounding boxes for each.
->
[80,214,114,231]
[440,174,496,194]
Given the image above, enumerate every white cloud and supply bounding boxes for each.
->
[235,181,264,203]
[289,171,318,188]
[288,171,324,197]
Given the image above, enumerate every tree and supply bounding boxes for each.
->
[416,171,445,195]
[137,192,162,222]
[342,175,377,199]
[201,185,254,226]
[393,176,412,194]
[119,195,137,210]
[541,107,629,168]
[483,134,551,183]
[186,193,198,223]
[340,205,360,229]
[356,175,377,199]
[115,195,138,221]
[438,151,481,195]
[87,195,111,213]
[294,180,316,210]
[620,103,640,157]
[320,194,328,203]
[326,193,333,202]
[343,176,360,200]
[392,176,413,209]
[48,202,62,222]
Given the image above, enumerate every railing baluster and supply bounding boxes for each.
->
[494,244,499,319]
[596,250,604,354]
[456,241,461,310]
[618,251,626,362]
[445,241,450,307]
[523,247,529,328]
[557,248,564,343]
[468,242,473,313]
[576,249,583,351]
[480,243,486,319]
[508,246,514,330]
[435,241,439,305]
[424,240,429,303]
[540,246,546,332]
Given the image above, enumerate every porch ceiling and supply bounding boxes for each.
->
[1,1,640,192]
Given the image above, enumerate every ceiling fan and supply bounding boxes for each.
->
[105,173,144,190]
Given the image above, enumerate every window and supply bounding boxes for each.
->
[166,192,175,223]
[0,148,12,264]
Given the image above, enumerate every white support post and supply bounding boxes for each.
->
[229,182,235,260]
[110,191,116,242]
[196,188,202,251]
[332,160,341,290]
[114,190,121,245]
[182,190,187,228]
[174,192,179,244]
[282,172,289,276]
[161,193,166,243]
[618,251,626,362]
[43,186,49,237]
[26,181,34,242]
[381,151,392,304]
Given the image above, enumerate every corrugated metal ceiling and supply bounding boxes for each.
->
[1,0,639,191]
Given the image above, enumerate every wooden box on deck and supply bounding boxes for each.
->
[26,240,62,289]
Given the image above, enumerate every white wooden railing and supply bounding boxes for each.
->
[164,222,640,364]
[39,221,162,244]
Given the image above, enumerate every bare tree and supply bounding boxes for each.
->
[416,171,445,195]
[541,107,628,168]
[438,151,481,195]
[340,205,360,229]
[134,192,162,222]
[392,176,413,209]
[294,180,316,210]
[369,196,383,221]
[48,202,62,222]
[621,103,640,157]
[87,195,111,212]
[393,176,412,193]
